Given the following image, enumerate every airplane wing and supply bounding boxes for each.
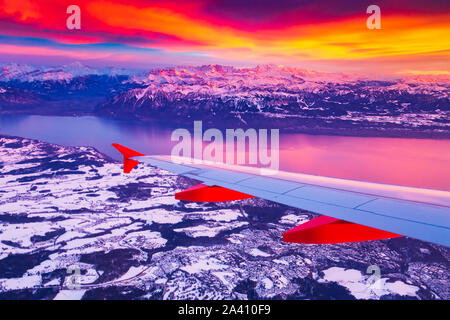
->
[112,144,450,247]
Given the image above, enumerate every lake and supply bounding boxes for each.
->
[1,114,449,191]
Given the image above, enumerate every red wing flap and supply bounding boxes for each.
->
[112,143,145,174]
[175,184,255,202]
[283,215,402,244]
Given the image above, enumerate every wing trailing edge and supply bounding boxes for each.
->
[175,184,255,202]
[176,184,401,244]
[283,215,402,244]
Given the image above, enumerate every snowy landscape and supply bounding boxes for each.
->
[0,134,449,300]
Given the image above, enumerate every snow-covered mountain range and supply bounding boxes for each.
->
[0,63,448,137]
[98,64,449,136]
[0,62,144,115]
[0,62,138,82]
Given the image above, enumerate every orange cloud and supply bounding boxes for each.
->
[1,0,42,21]
[86,2,450,64]
[0,0,448,74]
[86,1,252,50]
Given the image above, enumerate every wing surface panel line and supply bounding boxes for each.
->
[353,198,379,209]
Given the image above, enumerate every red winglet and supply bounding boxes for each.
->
[175,184,255,202]
[283,215,402,244]
[112,143,145,174]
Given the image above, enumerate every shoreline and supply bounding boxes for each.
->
[1,111,449,140]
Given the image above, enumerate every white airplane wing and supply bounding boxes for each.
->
[113,144,450,247]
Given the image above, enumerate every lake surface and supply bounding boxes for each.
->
[1,114,449,191]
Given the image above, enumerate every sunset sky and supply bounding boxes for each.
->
[0,0,449,75]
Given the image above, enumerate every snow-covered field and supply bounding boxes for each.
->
[0,135,449,300]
